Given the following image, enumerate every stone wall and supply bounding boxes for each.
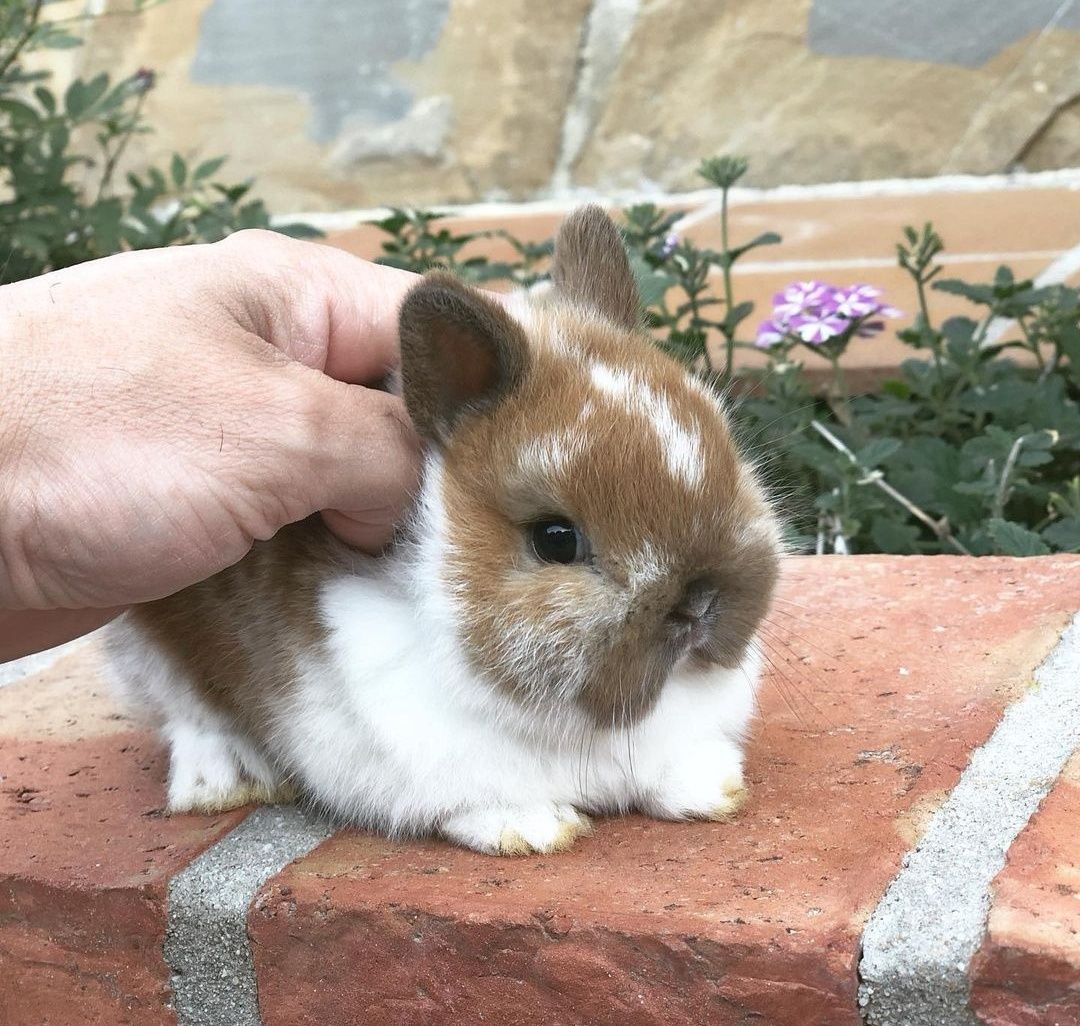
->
[51,0,1080,212]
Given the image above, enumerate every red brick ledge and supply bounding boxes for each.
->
[2,555,1079,1025]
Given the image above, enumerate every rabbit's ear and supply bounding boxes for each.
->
[398,272,529,446]
[550,205,640,331]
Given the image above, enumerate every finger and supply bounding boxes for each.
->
[214,231,421,385]
[297,378,423,553]
[320,507,403,553]
[310,243,423,385]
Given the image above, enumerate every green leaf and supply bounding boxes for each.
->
[0,98,40,127]
[1058,321,1080,388]
[170,153,187,188]
[698,155,747,189]
[987,518,1050,557]
[40,32,82,50]
[856,438,901,469]
[723,300,754,334]
[628,253,674,308]
[1042,518,1080,552]
[11,228,50,262]
[870,518,921,554]
[933,278,995,305]
[729,231,782,261]
[880,378,911,399]
[33,87,56,115]
[273,221,323,239]
[64,73,109,119]
[193,156,227,182]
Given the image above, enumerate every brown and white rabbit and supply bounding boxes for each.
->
[106,206,781,855]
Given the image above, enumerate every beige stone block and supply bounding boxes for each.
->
[574,0,1080,191]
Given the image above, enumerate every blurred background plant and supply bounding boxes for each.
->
[0,0,316,283]
[370,160,1080,557]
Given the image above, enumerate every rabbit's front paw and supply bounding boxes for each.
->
[641,739,749,822]
[442,803,592,855]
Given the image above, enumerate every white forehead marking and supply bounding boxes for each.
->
[517,430,586,479]
[589,362,704,489]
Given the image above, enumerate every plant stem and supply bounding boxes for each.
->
[95,89,146,202]
[810,418,973,555]
[720,183,736,381]
[992,435,1026,521]
[0,0,43,79]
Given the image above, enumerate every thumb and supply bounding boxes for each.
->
[295,373,423,552]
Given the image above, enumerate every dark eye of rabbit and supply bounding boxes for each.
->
[529,518,589,565]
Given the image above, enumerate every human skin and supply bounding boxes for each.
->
[0,230,427,662]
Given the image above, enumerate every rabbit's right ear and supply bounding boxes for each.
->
[398,272,529,446]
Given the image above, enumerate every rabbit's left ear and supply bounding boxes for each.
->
[398,272,529,446]
[550,205,640,331]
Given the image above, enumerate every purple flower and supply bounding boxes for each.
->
[773,280,831,320]
[831,284,881,318]
[132,67,156,95]
[764,279,901,348]
[792,311,847,344]
[659,232,679,258]
[755,319,787,348]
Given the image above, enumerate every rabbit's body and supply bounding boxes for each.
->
[110,521,756,853]
[107,207,780,854]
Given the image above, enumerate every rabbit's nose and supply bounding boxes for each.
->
[667,580,718,626]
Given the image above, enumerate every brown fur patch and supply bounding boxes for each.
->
[130,518,352,742]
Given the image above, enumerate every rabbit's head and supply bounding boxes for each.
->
[399,206,780,728]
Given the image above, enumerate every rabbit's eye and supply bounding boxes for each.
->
[529,518,589,565]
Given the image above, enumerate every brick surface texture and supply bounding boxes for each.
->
[970,751,1080,1026]
[1,556,1078,1024]
[0,646,248,1026]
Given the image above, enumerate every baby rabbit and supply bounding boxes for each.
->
[106,206,781,855]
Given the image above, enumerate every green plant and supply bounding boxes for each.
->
[370,162,1080,557]
[0,0,316,283]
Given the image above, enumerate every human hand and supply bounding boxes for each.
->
[0,230,425,658]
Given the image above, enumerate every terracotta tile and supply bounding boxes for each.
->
[969,750,1080,1026]
[250,556,1080,1026]
[687,188,1080,263]
[0,643,248,1026]
[322,188,1080,271]
[322,199,707,264]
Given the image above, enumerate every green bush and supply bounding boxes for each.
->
[0,0,316,283]
[369,162,1080,557]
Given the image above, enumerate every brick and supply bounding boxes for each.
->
[0,645,248,1026]
[970,751,1080,1026]
[692,187,1080,264]
[249,555,1080,1026]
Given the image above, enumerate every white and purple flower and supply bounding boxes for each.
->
[755,280,899,349]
